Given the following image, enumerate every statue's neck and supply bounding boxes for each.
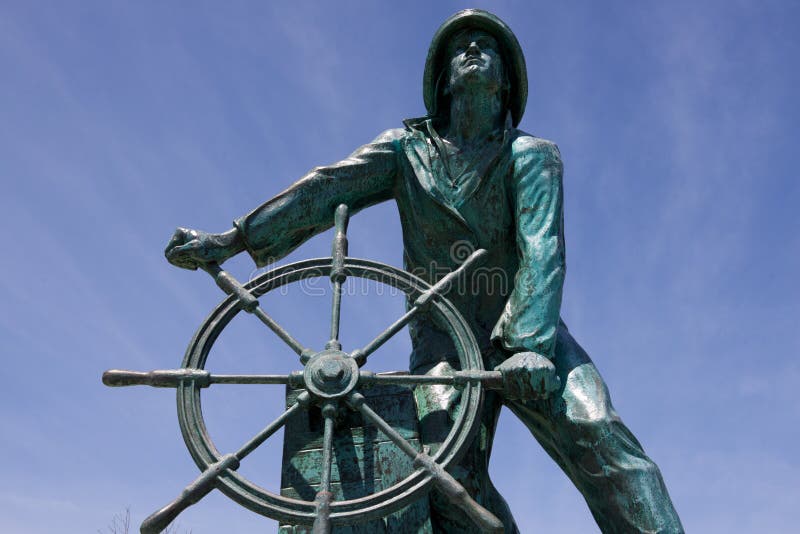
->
[445,90,504,147]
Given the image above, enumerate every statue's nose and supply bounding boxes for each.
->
[466,41,480,54]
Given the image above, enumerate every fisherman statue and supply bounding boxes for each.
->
[165,9,683,533]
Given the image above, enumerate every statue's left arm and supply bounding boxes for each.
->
[491,137,565,398]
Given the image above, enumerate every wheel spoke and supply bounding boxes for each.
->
[200,262,312,358]
[345,392,419,459]
[351,308,417,365]
[251,306,311,357]
[358,370,503,390]
[140,453,240,534]
[327,280,343,350]
[326,204,350,351]
[102,369,305,388]
[103,368,211,388]
[351,249,488,366]
[345,392,503,533]
[140,394,308,534]
[235,392,309,460]
[210,372,303,386]
[312,402,337,534]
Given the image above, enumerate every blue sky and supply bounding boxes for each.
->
[1,1,798,532]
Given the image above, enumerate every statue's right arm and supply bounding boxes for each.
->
[165,129,404,270]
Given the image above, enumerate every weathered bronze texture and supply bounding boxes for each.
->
[278,382,432,533]
[106,205,510,531]
[105,7,684,533]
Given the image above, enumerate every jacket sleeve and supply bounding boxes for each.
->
[233,129,402,267]
[491,137,566,359]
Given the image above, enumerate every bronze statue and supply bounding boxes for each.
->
[161,9,683,533]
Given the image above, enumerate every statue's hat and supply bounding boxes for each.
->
[423,9,528,127]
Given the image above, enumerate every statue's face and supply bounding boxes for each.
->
[444,28,505,96]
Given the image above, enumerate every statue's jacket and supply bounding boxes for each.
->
[234,116,566,371]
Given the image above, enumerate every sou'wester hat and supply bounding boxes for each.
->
[423,9,528,127]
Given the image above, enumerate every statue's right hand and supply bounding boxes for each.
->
[494,351,561,401]
[164,227,212,270]
[165,226,245,270]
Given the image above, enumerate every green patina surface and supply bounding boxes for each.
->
[153,8,685,534]
[279,385,432,533]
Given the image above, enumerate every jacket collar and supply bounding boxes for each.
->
[402,111,513,136]
[400,112,513,226]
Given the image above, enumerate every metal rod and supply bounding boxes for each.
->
[200,261,310,357]
[235,394,307,460]
[413,454,504,533]
[312,403,337,534]
[102,368,211,388]
[353,248,488,365]
[345,391,503,533]
[140,454,240,534]
[209,373,299,385]
[318,408,336,492]
[359,370,504,390]
[140,396,308,534]
[412,249,487,309]
[327,280,343,350]
[103,369,303,388]
[252,306,309,356]
[327,204,349,351]
[330,204,350,283]
[354,308,418,364]
[346,392,419,458]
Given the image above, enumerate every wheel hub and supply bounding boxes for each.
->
[303,349,359,399]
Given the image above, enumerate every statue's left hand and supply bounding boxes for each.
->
[494,351,561,401]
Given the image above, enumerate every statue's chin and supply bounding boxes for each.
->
[450,75,501,97]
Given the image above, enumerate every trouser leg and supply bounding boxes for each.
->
[412,328,682,533]
[505,325,684,533]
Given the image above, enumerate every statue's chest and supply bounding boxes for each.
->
[440,146,480,183]
[432,139,502,208]
[399,136,515,256]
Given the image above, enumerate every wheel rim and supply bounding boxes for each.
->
[177,257,484,526]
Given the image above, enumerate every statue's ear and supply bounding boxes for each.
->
[500,67,511,108]
[501,61,511,92]
[438,69,450,96]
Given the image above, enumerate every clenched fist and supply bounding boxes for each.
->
[494,351,561,401]
[164,227,244,270]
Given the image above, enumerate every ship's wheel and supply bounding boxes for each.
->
[103,205,505,533]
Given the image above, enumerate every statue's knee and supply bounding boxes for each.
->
[564,401,616,444]
[564,411,662,483]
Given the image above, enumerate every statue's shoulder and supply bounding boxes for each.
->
[510,130,562,163]
[371,128,409,144]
